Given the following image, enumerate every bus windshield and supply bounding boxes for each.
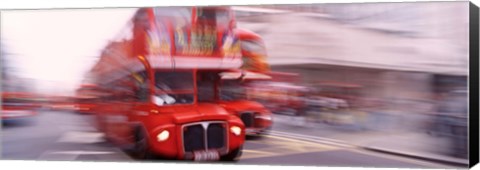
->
[220,79,247,101]
[196,71,248,102]
[154,70,195,105]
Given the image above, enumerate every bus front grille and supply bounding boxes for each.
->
[182,121,227,153]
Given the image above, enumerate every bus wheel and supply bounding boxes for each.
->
[221,145,243,161]
[131,126,153,160]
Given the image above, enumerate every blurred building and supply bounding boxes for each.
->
[236,2,468,74]
[234,2,468,118]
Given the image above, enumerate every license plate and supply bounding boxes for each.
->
[193,150,220,161]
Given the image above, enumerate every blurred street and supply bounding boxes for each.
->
[2,110,461,168]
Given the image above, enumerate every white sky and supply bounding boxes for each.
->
[1,8,138,94]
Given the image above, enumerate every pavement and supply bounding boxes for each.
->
[3,110,455,168]
[271,113,470,167]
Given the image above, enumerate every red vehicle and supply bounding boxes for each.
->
[1,92,37,121]
[196,70,273,136]
[87,6,247,161]
[196,29,273,136]
[47,95,77,111]
[73,84,104,114]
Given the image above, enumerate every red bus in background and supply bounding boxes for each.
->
[197,28,273,136]
[197,70,273,136]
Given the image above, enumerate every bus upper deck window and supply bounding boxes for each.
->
[215,10,230,27]
[154,7,192,26]
[197,8,231,27]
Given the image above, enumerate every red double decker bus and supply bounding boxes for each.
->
[87,6,250,161]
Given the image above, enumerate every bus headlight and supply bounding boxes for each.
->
[230,126,242,136]
[157,130,170,142]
